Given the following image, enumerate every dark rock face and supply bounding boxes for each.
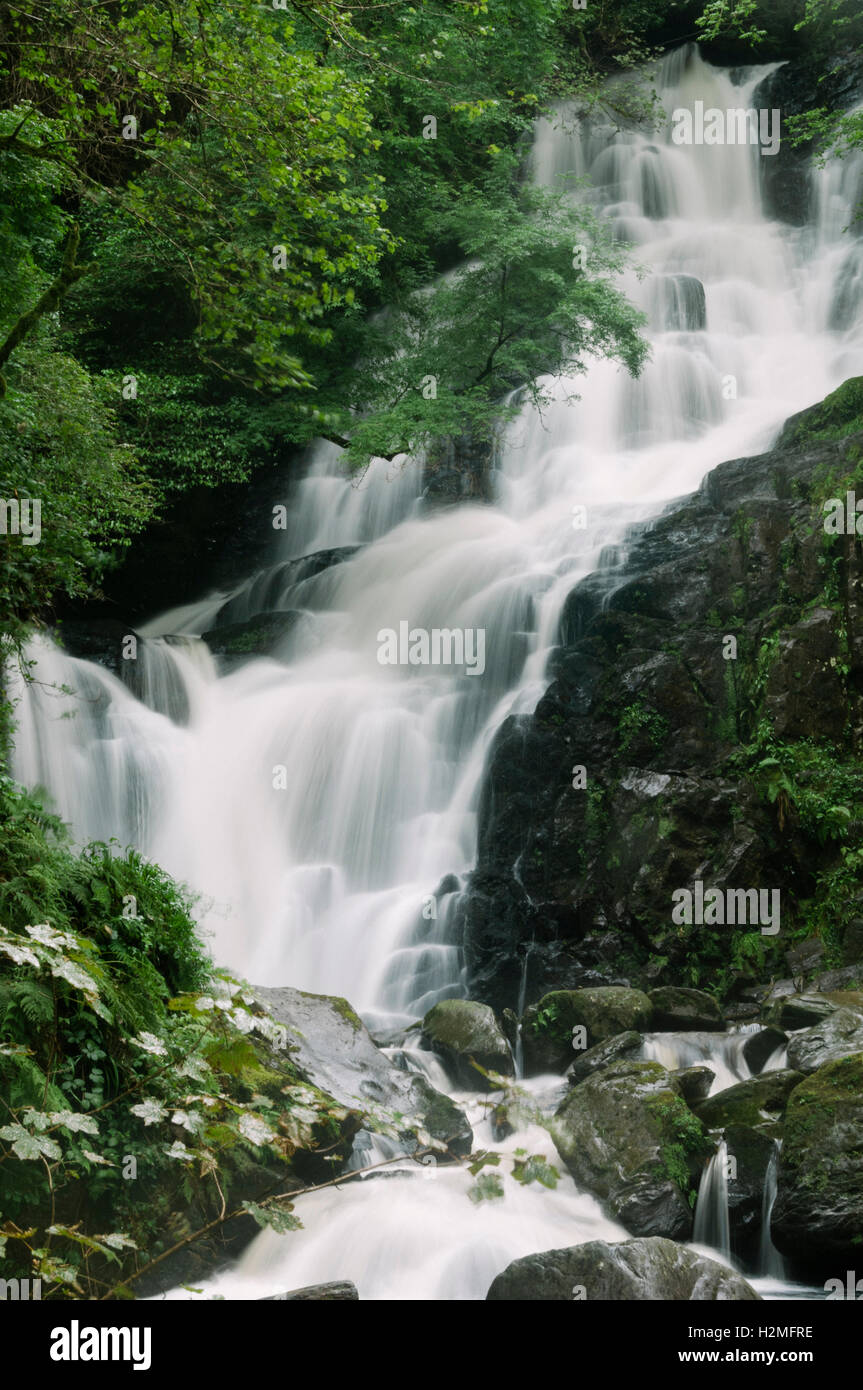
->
[461,423,863,1013]
[773,1054,863,1265]
[752,53,863,227]
[552,1059,707,1239]
[485,1237,760,1301]
[214,546,360,628]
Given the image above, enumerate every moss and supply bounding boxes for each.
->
[778,376,863,449]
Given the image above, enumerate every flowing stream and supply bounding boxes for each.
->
[10,45,863,1299]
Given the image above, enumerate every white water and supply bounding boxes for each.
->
[694,1139,731,1259]
[11,45,863,1299]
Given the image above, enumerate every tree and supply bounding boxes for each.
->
[317,160,649,483]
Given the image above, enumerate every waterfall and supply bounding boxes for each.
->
[758,1141,787,1280]
[693,1138,731,1260]
[9,45,863,1299]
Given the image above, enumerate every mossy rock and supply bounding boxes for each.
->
[421,999,513,1090]
[772,1052,863,1263]
[694,1069,804,1135]
[551,1059,709,1238]
[777,375,863,449]
[522,987,653,1075]
[648,986,722,1031]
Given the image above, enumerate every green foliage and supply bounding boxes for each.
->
[618,699,670,755]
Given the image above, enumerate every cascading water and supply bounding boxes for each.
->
[10,45,863,1298]
[693,1139,731,1260]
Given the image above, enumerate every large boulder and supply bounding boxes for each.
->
[522,987,653,1074]
[551,1060,709,1239]
[648,987,722,1031]
[257,986,472,1156]
[786,1007,863,1075]
[764,993,837,1030]
[486,1237,760,1301]
[772,1053,863,1262]
[421,999,513,1090]
[694,1070,803,1135]
[566,1030,643,1085]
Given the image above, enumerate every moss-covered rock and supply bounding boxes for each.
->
[522,987,653,1074]
[777,376,863,449]
[551,1059,709,1238]
[565,1029,643,1085]
[421,999,512,1090]
[648,986,722,1031]
[772,1052,863,1262]
[694,1069,804,1135]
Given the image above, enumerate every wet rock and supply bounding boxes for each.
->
[257,986,472,1156]
[765,993,838,1030]
[723,1126,779,1258]
[648,986,722,1031]
[694,1070,804,1135]
[552,1059,708,1239]
[566,1030,643,1085]
[742,1026,788,1074]
[54,618,140,677]
[201,610,310,664]
[785,937,826,978]
[262,1282,359,1300]
[786,1007,863,1075]
[673,1065,714,1104]
[214,547,361,627]
[486,1237,759,1301]
[421,999,513,1090]
[522,987,653,1074]
[773,1054,863,1262]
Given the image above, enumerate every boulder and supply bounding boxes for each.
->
[522,987,653,1074]
[673,1065,715,1104]
[421,999,513,1090]
[486,1237,759,1301]
[764,993,837,1030]
[773,1053,863,1261]
[742,1026,788,1074]
[694,1070,804,1134]
[257,986,472,1156]
[648,986,722,1031]
[566,1029,643,1085]
[786,1007,863,1075]
[552,1060,709,1239]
